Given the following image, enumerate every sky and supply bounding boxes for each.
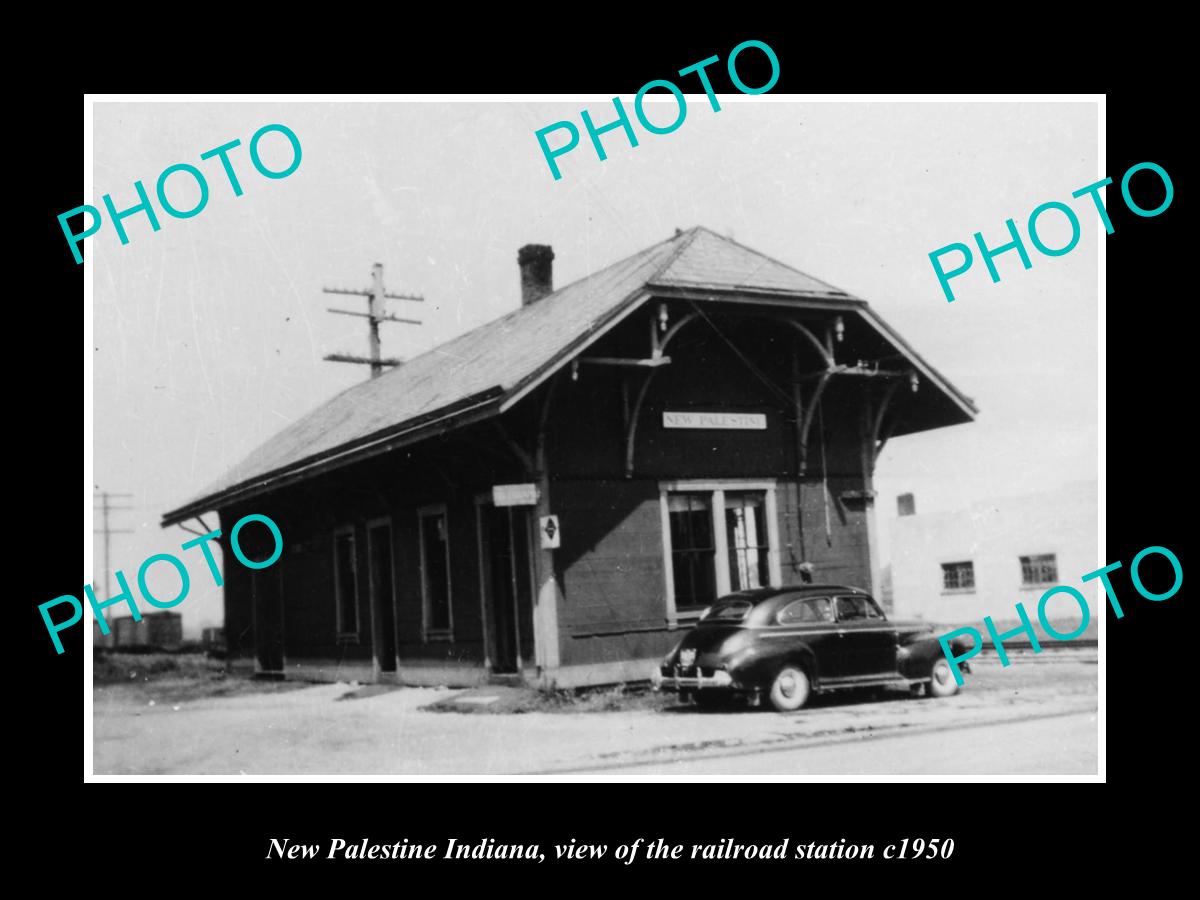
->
[90,99,1099,635]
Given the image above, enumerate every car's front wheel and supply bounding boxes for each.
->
[768,665,810,712]
[926,658,960,698]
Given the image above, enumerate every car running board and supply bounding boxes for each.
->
[816,675,924,691]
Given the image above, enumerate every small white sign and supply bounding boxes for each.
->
[493,483,538,507]
[540,515,561,549]
[662,411,767,430]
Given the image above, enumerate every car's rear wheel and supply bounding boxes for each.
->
[926,658,960,698]
[768,665,810,712]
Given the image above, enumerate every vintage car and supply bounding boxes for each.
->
[651,585,972,712]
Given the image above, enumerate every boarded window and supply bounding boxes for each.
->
[668,492,716,611]
[725,492,769,591]
[420,509,452,634]
[1020,553,1057,586]
[334,529,359,636]
[941,561,975,590]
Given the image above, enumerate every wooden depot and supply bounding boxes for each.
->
[162,228,977,689]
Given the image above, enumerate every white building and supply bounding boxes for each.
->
[890,481,1098,627]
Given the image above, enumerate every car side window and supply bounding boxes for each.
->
[835,595,883,622]
[777,597,834,625]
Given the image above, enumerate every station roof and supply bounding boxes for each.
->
[163,227,976,525]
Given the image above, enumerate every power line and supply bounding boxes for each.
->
[93,488,134,599]
[323,263,423,379]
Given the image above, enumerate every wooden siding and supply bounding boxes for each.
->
[215,426,530,670]
[552,474,872,668]
[553,479,665,665]
[214,302,886,683]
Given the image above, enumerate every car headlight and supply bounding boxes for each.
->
[952,634,976,653]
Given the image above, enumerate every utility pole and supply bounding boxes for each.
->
[323,263,423,378]
[93,487,133,598]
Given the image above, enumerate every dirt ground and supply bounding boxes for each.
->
[91,649,1098,776]
[94,648,1086,713]
[94,652,310,704]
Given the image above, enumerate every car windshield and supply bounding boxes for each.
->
[701,599,754,622]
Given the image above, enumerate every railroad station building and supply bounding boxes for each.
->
[162,227,977,687]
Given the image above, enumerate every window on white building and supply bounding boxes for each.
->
[941,561,975,591]
[1020,553,1058,587]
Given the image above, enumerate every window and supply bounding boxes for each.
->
[725,492,770,592]
[367,518,398,672]
[777,596,834,625]
[333,527,359,638]
[942,561,975,591]
[1020,553,1058,587]
[701,598,754,622]
[836,595,884,622]
[419,506,452,639]
[667,493,716,611]
[660,481,781,625]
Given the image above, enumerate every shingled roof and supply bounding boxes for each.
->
[163,227,975,524]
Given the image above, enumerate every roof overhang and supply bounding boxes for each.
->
[501,285,872,415]
[161,387,505,526]
[162,286,975,526]
[604,285,977,423]
[855,306,978,422]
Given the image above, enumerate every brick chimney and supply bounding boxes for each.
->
[518,244,554,306]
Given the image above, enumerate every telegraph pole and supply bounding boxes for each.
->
[323,263,423,378]
[93,488,134,598]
